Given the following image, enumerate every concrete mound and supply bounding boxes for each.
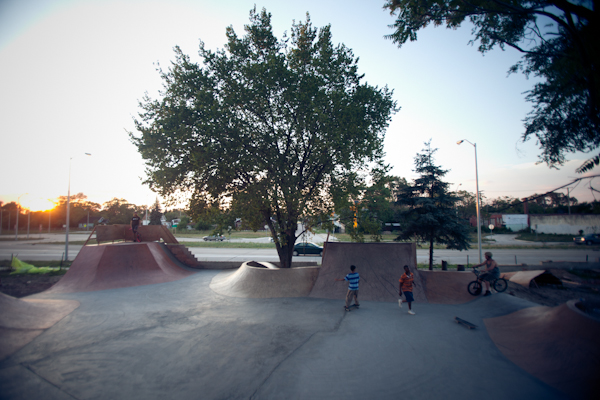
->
[46,242,195,294]
[0,293,79,360]
[309,242,423,302]
[509,270,562,287]
[418,270,476,304]
[485,300,600,398]
[210,261,320,298]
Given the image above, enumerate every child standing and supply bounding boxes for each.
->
[399,265,416,315]
[335,265,360,310]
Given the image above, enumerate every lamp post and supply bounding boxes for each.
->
[457,140,482,264]
[15,193,27,241]
[65,153,91,261]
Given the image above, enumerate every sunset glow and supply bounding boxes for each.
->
[19,196,56,212]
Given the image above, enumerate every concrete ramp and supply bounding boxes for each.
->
[0,293,79,360]
[90,224,179,244]
[485,300,600,398]
[419,270,476,304]
[46,242,195,294]
[210,262,320,298]
[309,242,422,302]
[509,270,562,288]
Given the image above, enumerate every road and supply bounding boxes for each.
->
[1,235,598,265]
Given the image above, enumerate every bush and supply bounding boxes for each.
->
[194,220,212,231]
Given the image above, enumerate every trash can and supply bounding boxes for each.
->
[457,264,465,271]
[441,260,448,271]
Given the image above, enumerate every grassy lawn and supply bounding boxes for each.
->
[515,233,574,242]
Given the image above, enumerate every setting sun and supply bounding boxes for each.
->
[20,196,56,212]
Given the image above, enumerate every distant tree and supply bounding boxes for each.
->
[149,199,163,225]
[384,0,600,173]
[339,169,397,242]
[131,8,398,268]
[395,141,470,270]
[102,198,137,225]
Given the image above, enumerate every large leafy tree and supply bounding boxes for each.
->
[384,0,600,172]
[131,8,397,268]
[395,141,470,270]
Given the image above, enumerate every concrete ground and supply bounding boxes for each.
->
[0,270,566,400]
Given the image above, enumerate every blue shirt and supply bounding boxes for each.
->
[345,272,359,290]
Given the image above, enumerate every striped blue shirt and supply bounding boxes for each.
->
[344,272,359,290]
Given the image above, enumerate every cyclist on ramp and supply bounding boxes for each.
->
[473,252,500,296]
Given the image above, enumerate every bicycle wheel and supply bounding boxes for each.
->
[493,278,508,293]
[467,281,482,296]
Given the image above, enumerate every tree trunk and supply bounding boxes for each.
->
[266,214,296,268]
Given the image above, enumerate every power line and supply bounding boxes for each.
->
[495,174,600,212]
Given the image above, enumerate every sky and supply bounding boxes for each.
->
[1,0,598,212]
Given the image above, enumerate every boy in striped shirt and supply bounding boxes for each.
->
[399,265,416,315]
[335,265,360,310]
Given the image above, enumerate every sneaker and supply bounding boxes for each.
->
[484,291,492,297]
[398,299,403,308]
[408,310,415,315]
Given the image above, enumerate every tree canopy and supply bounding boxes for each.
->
[131,8,398,267]
[395,141,470,269]
[384,0,600,172]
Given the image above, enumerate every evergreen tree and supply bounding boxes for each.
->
[395,141,470,270]
[149,199,163,226]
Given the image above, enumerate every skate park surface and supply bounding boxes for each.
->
[1,242,598,399]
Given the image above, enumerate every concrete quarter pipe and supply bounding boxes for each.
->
[309,242,423,302]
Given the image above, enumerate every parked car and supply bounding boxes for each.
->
[573,234,600,245]
[203,235,226,241]
[293,242,323,256]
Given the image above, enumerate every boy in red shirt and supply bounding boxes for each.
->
[399,265,416,315]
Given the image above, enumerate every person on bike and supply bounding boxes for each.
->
[131,212,141,242]
[473,251,500,296]
[399,265,416,315]
[335,265,360,310]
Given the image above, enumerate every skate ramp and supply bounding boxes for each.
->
[485,300,600,398]
[0,293,79,360]
[418,270,476,304]
[210,261,320,298]
[508,270,562,288]
[90,224,179,244]
[46,242,195,294]
[309,242,423,302]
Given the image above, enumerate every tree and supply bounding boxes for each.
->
[395,141,470,270]
[338,169,398,242]
[131,8,398,268]
[102,198,136,225]
[384,0,600,172]
[149,199,163,226]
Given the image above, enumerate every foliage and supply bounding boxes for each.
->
[384,0,600,172]
[131,8,397,267]
[56,193,102,227]
[395,141,470,269]
[100,198,137,225]
[338,169,398,242]
[149,198,163,225]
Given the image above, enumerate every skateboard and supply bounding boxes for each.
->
[455,317,477,329]
[345,304,360,312]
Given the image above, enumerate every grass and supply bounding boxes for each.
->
[515,233,575,242]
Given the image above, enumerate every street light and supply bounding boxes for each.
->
[65,153,91,261]
[15,193,27,241]
[457,139,482,264]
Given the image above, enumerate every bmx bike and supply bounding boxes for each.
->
[129,227,142,243]
[467,268,508,296]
